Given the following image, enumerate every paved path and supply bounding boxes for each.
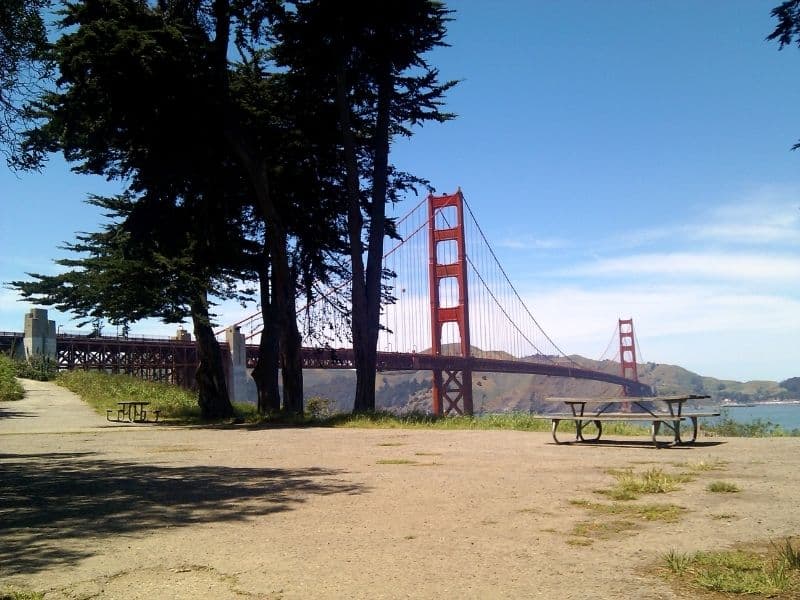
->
[0,379,110,434]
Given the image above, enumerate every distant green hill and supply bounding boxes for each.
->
[300,353,797,413]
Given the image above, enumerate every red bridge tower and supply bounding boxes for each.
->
[618,318,639,395]
[428,190,473,415]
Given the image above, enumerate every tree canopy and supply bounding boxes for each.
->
[0,0,51,164]
[14,0,456,416]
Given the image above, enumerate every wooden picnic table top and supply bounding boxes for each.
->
[545,395,710,404]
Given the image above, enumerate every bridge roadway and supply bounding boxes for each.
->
[0,332,652,396]
[291,347,652,396]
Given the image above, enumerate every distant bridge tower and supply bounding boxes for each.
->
[618,318,639,395]
[428,190,473,416]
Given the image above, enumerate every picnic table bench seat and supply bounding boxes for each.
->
[534,395,719,448]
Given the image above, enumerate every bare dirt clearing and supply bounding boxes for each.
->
[2,381,799,599]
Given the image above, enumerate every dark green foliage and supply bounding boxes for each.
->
[14,0,455,418]
[0,0,51,163]
[769,1,800,149]
[11,194,253,327]
[704,416,797,437]
[13,355,57,382]
[275,0,456,413]
[0,354,26,401]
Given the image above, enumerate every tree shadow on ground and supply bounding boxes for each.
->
[0,451,366,575]
[555,439,725,449]
[0,405,37,420]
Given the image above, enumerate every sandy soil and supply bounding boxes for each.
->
[1,380,799,599]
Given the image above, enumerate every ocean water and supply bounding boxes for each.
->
[706,404,800,432]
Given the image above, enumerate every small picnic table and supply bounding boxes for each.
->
[106,401,156,423]
[536,395,718,448]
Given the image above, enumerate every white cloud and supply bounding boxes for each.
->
[516,284,800,380]
[615,188,800,250]
[568,252,800,282]
[496,235,571,250]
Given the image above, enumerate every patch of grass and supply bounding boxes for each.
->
[322,411,553,431]
[57,370,203,421]
[376,458,418,465]
[0,354,25,401]
[376,442,405,446]
[147,445,203,454]
[599,467,692,500]
[663,549,693,575]
[213,408,800,437]
[774,538,800,570]
[661,542,800,597]
[570,498,684,522]
[566,537,593,547]
[707,481,740,493]
[56,370,261,423]
[693,550,789,594]
[0,589,45,600]
[571,519,638,540]
[710,513,736,520]
[414,451,441,456]
[674,458,728,473]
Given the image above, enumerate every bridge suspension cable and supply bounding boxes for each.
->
[220,190,585,374]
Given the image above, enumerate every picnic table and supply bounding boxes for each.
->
[535,395,719,448]
[106,401,159,423]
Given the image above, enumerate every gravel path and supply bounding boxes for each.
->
[1,380,799,599]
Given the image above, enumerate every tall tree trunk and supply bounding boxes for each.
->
[273,228,303,415]
[213,0,302,414]
[225,139,304,414]
[337,63,392,413]
[190,289,234,419]
[251,252,280,414]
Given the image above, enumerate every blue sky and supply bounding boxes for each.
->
[2,0,799,382]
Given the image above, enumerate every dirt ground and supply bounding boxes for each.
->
[1,380,799,599]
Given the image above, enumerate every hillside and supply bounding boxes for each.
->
[301,353,797,414]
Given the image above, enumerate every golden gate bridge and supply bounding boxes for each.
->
[2,189,652,414]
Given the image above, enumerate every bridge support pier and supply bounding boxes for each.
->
[225,326,257,403]
[432,368,473,416]
[23,308,56,361]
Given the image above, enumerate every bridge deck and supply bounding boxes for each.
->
[0,333,651,395]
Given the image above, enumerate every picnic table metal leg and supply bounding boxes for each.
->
[678,417,698,444]
[551,419,564,444]
[651,421,661,448]
[576,420,602,442]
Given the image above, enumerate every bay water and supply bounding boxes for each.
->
[707,403,800,432]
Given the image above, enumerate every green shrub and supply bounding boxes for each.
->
[0,354,25,401]
[14,355,57,381]
[306,395,335,419]
[705,417,790,437]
